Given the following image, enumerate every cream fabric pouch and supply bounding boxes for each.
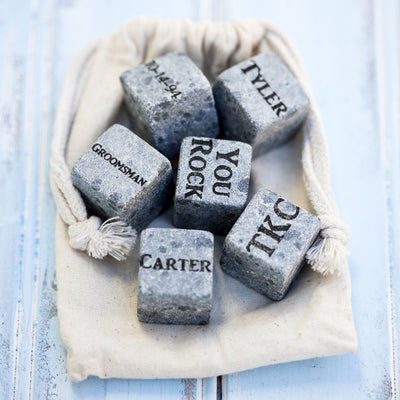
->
[50,17,357,381]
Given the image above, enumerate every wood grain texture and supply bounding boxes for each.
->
[0,0,398,398]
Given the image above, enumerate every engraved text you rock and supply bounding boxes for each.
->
[174,136,252,235]
[220,189,320,301]
[71,124,173,230]
[137,228,214,325]
[213,52,310,157]
[120,52,219,158]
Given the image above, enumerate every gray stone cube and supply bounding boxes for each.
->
[71,124,173,231]
[213,52,310,157]
[137,228,214,325]
[120,52,219,158]
[220,189,320,300]
[173,136,252,235]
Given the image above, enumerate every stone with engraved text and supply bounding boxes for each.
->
[71,124,173,230]
[220,189,320,300]
[137,228,214,325]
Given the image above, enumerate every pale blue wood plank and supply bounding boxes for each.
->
[0,1,38,400]
[376,0,400,393]
[221,0,398,398]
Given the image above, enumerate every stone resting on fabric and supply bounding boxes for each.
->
[173,136,252,235]
[71,124,173,231]
[213,52,310,158]
[120,52,220,158]
[221,189,320,301]
[52,17,356,379]
[137,228,214,325]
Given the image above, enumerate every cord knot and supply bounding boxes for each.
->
[68,216,137,261]
[305,215,351,275]
[318,215,351,245]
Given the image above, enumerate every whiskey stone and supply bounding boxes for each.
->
[213,52,310,157]
[137,228,214,325]
[120,52,219,158]
[220,189,320,300]
[71,124,173,231]
[173,136,252,235]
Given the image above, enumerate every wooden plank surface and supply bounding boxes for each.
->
[0,0,398,399]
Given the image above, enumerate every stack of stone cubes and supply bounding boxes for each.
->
[71,51,320,326]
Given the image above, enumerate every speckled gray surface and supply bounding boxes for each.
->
[220,189,320,300]
[213,52,310,157]
[120,52,219,158]
[71,124,173,231]
[137,228,214,325]
[173,136,252,235]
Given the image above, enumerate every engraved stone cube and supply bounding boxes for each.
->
[213,52,310,157]
[137,228,214,325]
[71,124,173,231]
[173,136,252,235]
[120,52,219,158]
[220,189,320,300]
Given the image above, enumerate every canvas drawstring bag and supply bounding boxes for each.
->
[50,17,357,381]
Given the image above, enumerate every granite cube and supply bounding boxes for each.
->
[137,228,214,325]
[173,136,252,235]
[71,124,173,231]
[220,189,320,300]
[213,52,310,157]
[120,52,219,158]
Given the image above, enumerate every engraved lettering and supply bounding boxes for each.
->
[189,259,199,272]
[141,255,211,272]
[214,165,232,181]
[246,233,275,256]
[271,102,288,117]
[257,82,271,96]
[138,177,148,186]
[140,254,152,268]
[212,148,240,198]
[91,144,148,187]
[92,143,102,153]
[216,148,240,167]
[274,198,300,220]
[127,170,136,179]
[264,92,280,105]
[241,60,260,75]
[190,138,213,155]
[166,258,177,271]
[241,59,288,117]
[178,258,187,271]
[189,156,206,171]
[212,182,231,197]
[200,260,212,272]
[153,257,164,270]
[185,184,203,199]
[246,198,299,257]
[187,172,204,185]
[145,59,182,99]
[258,215,290,243]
